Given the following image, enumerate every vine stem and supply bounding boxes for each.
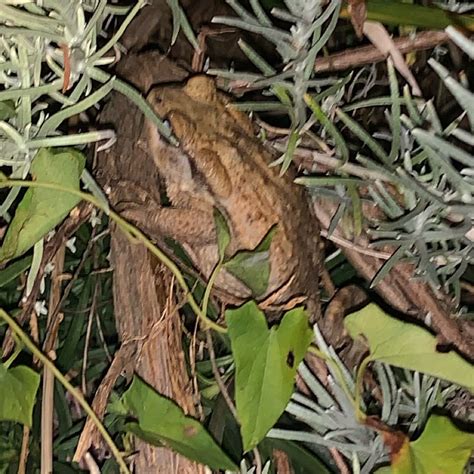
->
[0,178,227,468]
[354,355,371,422]
[0,179,226,333]
[0,307,130,474]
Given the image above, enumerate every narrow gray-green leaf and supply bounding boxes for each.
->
[388,58,401,163]
[429,58,474,130]
[413,129,474,168]
[336,108,391,166]
[0,100,15,120]
[305,94,349,163]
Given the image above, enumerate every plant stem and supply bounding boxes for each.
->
[354,355,372,422]
[0,179,226,333]
[0,307,130,474]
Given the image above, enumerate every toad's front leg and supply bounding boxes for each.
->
[121,202,216,247]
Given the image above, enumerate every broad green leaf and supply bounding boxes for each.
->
[224,226,276,297]
[375,415,474,474]
[226,301,313,451]
[260,438,331,474]
[0,148,85,264]
[213,208,231,260]
[122,376,237,471]
[0,363,40,426]
[344,304,474,391]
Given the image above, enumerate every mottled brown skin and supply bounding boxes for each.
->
[128,76,322,318]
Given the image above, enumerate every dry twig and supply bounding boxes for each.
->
[315,30,448,73]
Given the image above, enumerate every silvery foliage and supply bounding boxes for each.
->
[436,1,474,13]
[212,0,473,297]
[267,325,458,473]
[0,0,170,218]
[365,28,474,299]
[212,0,342,171]
[0,1,170,287]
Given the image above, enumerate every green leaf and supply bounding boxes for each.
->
[260,438,331,474]
[226,301,313,451]
[280,129,300,175]
[213,208,231,261]
[360,0,474,31]
[122,376,237,471]
[304,94,349,163]
[0,100,15,120]
[0,148,85,264]
[0,363,40,426]
[224,226,276,297]
[344,304,474,391]
[336,108,391,166]
[375,415,474,474]
[0,255,32,289]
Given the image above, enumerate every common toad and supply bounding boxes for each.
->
[126,76,322,319]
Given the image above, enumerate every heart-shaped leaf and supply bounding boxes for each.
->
[375,415,474,474]
[344,303,474,391]
[122,376,237,471]
[0,148,85,264]
[0,363,40,426]
[226,301,313,451]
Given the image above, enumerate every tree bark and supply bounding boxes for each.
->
[92,45,205,471]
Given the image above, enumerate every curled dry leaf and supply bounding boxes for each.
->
[363,21,422,96]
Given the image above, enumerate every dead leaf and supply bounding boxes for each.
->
[348,0,367,38]
[363,21,422,96]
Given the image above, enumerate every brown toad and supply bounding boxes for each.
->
[127,76,322,319]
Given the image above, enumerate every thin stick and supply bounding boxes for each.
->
[315,31,448,73]
[18,426,30,474]
[253,447,262,474]
[44,224,99,347]
[82,281,99,394]
[320,230,392,260]
[205,330,237,419]
[329,447,350,474]
[271,143,392,182]
[41,247,65,474]
[95,308,113,362]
